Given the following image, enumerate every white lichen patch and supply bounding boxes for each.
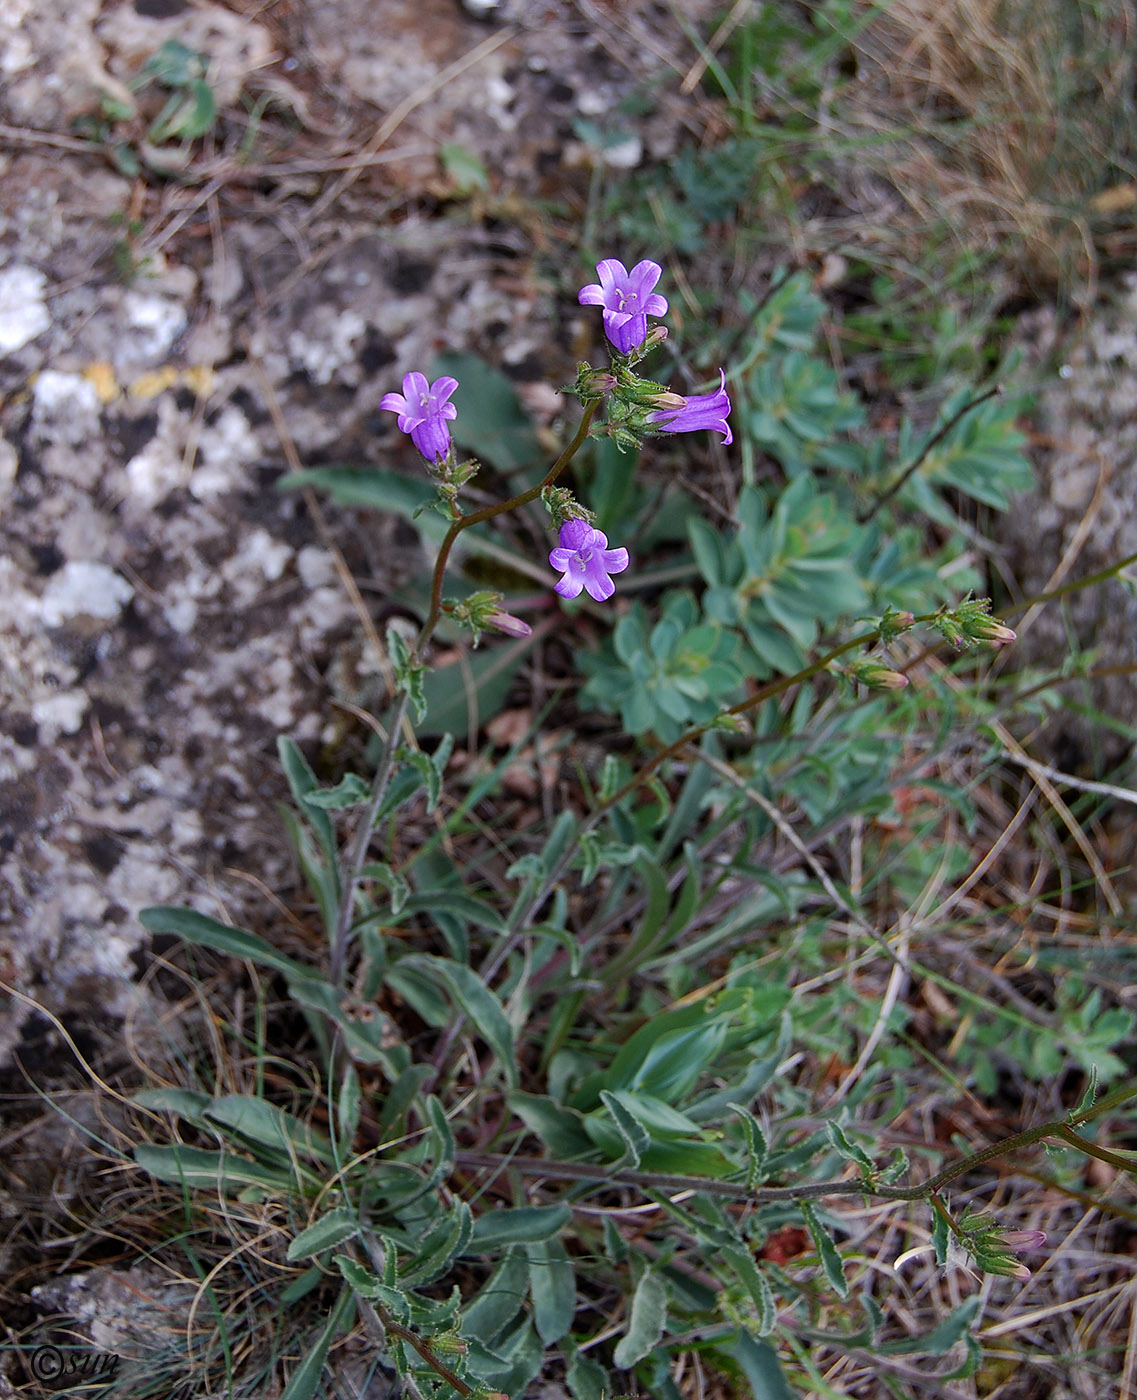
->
[0,263,50,353]
[115,291,188,375]
[220,526,294,606]
[190,404,261,499]
[0,433,17,505]
[296,545,339,589]
[123,396,190,509]
[39,560,134,626]
[254,654,298,728]
[286,308,366,384]
[32,689,89,740]
[31,369,102,443]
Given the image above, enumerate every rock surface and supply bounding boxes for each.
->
[1002,284,1137,772]
[0,0,721,1071]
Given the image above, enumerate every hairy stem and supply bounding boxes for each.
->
[330,401,599,994]
[454,1087,1137,1206]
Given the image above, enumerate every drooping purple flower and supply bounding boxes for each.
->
[485,608,532,639]
[549,519,629,601]
[379,372,459,462]
[578,259,668,354]
[649,369,733,445]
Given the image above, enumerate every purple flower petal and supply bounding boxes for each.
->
[380,369,459,463]
[578,257,668,354]
[549,519,629,602]
[650,369,733,445]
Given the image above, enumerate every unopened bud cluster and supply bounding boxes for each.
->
[936,596,1017,649]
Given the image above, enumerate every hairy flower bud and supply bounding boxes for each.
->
[878,607,916,644]
[844,659,909,690]
[969,617,1018,647]
[575,364,617,400]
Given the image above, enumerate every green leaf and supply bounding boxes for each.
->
[719,1332,795,1400]
[139,39,201,86]
[720,1245,776,1337]
[423,1093,456,1188]
[134,1143,297,1195]
[302,773,371,810]
[286,976,397,1069]
[401,1200,473,1287]
[279,1285,355,1400]
[279,465,445,535]
[139,907,318,984]
[527,1236,576,1343]
[508,1093,594,1158]
[879,1297,980,1356]
[280,1265,325,1306]
[203,1093,334,1166]
[467,1317,543,1394]
[359,861,410,916]
[399,888,506,936]
[335,1254,382,1300]
[461,1248,529,1343]
[566,1345,609,1400]
[287,1207,360,1262]
[399,955,517,1086]
[134,1088,211,1117]
[730,1103,769,1188]
[400,733,454,812]
[597,1089,650,1168]
[468,1204,573,1251]
[826,1121,875,1175]
[418,637,531,738]
[277,737,338,864]
[336,1061,362,1156]
[277,805,339,939]
[439,141,490,191]
[800,1201,849,1298]
[1069,1067,1099,1122]
[613,1269,667,1369]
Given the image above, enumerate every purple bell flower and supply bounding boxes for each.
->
[649,369,733,445]
[380,372,459,462]
[549,519,630,601]
[578,259,668,354]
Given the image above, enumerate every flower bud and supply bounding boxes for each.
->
[575,365,617,400]
[540,485,594,531]
[844,659,909,690]
[969,617,1017,647]
[646,390,687,411]
[878,607,916,644]
[1001,1230,1047,1251]
[936,615,967,648]
[447,590,532,646]
[430,1332,469,1357]
[485,609,532,640]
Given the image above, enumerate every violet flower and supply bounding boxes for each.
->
[650,370,733,445]
[578,259,668,354]
[549,519,629,601]
[380,372,459,462]
[485,608,532,640]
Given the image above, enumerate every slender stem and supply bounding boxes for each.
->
[1007,548,1137,615]
[858,385,1003,524]
[353,1238,475,1395]
[330,688,410,987]
[415,401,600,657]
[330,402,600,993]
[454,1087,1137,1206]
